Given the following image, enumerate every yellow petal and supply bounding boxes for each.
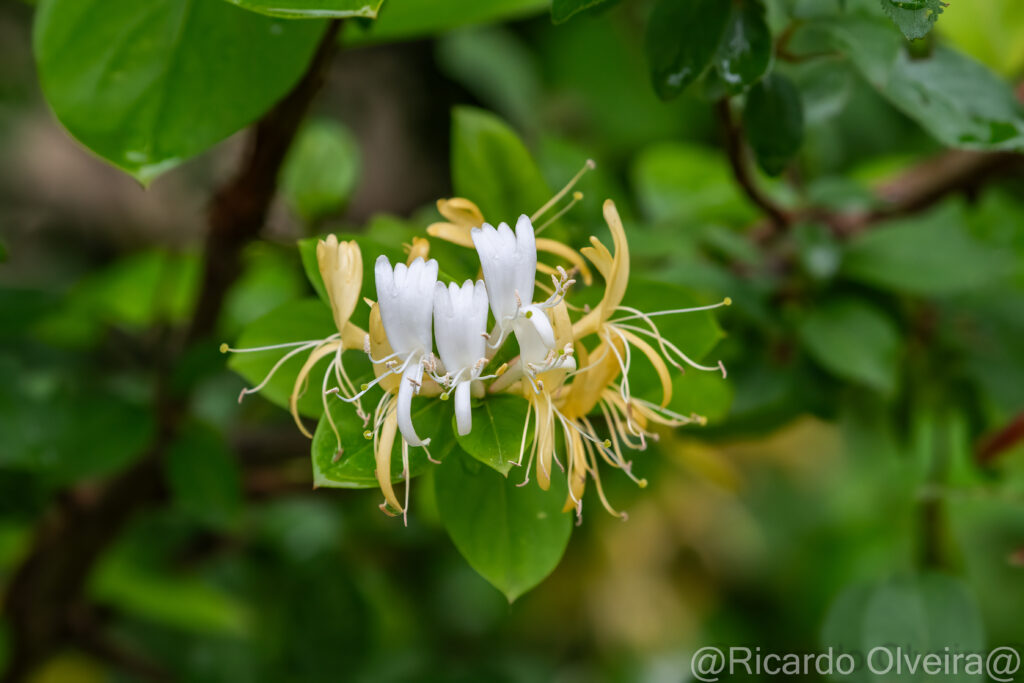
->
[426,221,474,248]
[405,236,430,264]
[534,393,555,491]
[368,303,401,393]
[437,197,484,227]
[375,407,404,513]
[561,334,625,419]
[290,341,342,439]
[317,237,363,333]
[573,199,630,340]
[562,428,586,513]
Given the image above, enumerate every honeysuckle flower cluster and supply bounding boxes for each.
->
[225,162,729,523]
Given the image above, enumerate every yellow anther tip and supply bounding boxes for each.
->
[723,297,733,306]
[360,383,369,391]
[525,310,533,318]
[363,430,373,440]
[441,392,450,401]
[495,363,508,377]
[219,343,229,353]
[603,439,612,448]
[572,191,583,200]
[638,479,649,489]
[585,159,596,169]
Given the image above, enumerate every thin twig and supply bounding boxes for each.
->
[977,412,1024,466]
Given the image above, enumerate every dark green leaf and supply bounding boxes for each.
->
[644,0,731,100]
[227,299,337,418]
[455,395,533,476]
[743,73,805,176]
[451,107,550,223]
[435,448,572,601]
[841,203,1014,295]
[551,0,614,24]
[311,395,452,489]
[281,119,360,222]
[712,0,772,95]
[880,0,945,41]
[165,422,242,528]
[798,298,900,395]
[223,0,383,19]
[33,0,325,183]
[345,0,547,44]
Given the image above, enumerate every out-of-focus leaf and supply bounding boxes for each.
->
[455,395,533,476]
[939,0,1024,76]
[436,28,540,132]
[550,0,614,24]
[841,204,1014,295]
[345,0,547,44]
[645,0,731,100]
[798,298,900,395]
[451,107,550,224]
[880,0,945,41]
[824,17,1024,151]
[222,0,382,19]
[631,142,757,225]
[744,73,805,176]
[223,243,308,331]
[793,58,854,124]
[435,448,572,602]
[91,555,250,636]
[823,574,984,683]
[165,422,242,528]
[227,299,336,418]
[311,396,452,488]
[712,0,772,95]
[281,119,360,222]
[33,0,325,183]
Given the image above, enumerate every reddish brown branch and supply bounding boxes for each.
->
[976,412,1024,466]
[1,20,342,683]
[715,98,794,233]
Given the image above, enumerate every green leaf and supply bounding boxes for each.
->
[345,0,548,44]
[880,0,945,41]
[281,119,360,222]
[227,299,337,418]
[841,204,1014,295]
[644,0,731,100]
[712,0,773,95]
[798,298,900,395]
[550,0,614,24]
[33,0,325,183]
[454,395,533,476]
[822,574,985,683]
[222,0,383,19]
[823,18,1024,151]
[451,107,550,223]
[434,448,572,602]
[743,73,805,176]
[311,395,452,489]
[165,422,243,529]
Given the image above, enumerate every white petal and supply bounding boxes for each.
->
[513,214,537,304]
[454,381,473,436]
[396,361,429,446]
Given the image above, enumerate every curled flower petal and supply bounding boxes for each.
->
[317,236,363,334]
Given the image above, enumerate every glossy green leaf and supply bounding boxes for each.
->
[550,0,614,24]
[33,0,325,183]
[281,119,361,222]
[841,204,1014,295]
[345,0,547,44]
[227,299,337,418]
[798,298,900,395]
[880,0,945,41]
[644,0,731,100]
[455,395,533,476]
[712,0,772,95]
[311,395,452,489]
[743,73,805,176]
[435,448,572,602]
[165,422,242,528]
[451,107,550,223]
[223,0,383,19]
[824,18,1024,151]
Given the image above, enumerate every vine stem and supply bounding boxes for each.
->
[0,20,342,682]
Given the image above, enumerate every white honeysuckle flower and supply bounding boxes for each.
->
[374,255,439,447]
[433,279,489,436]
[472,214,575,377]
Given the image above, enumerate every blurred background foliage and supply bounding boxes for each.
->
[2,0,1024,681]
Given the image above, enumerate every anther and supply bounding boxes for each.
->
[440,392,450,401]
[363,430,373,440]
[219,343,229,353]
